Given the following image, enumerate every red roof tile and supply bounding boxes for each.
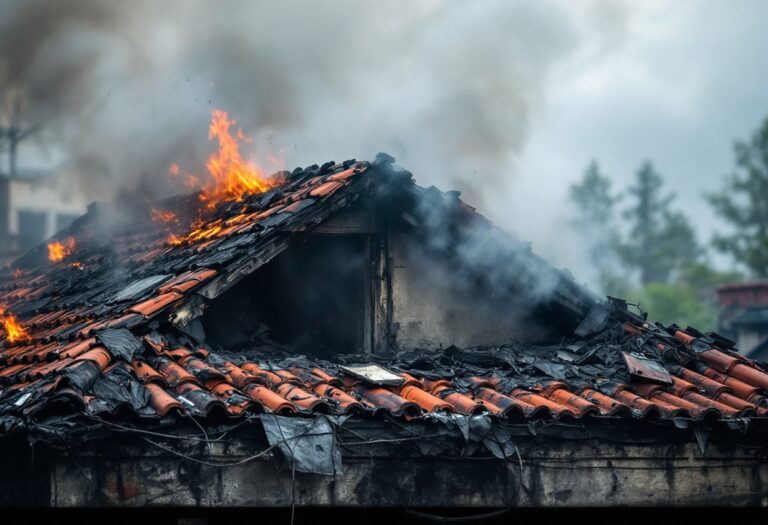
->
[1,158,768,442]
[130,291,184,317]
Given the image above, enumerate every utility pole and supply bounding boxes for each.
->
[0,95,40,252]
[0,98,39,178]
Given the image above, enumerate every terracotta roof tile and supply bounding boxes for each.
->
[715,392,757,415]
[312,383,363,414]
[145,383,184,416]
[696,365,763,402]
[153,357,198,387]
[275,382,329,413]
[129,291,184,317]
[240,362,283,387]
[176,382,228,417]
[57,337,97,359]
[473,387,538,417]
[326,167,360,182]
[580,389,631,416]
[74,346,112,370]
[241,383,295,414]
[424,380,487,415]
[132,360,165,385]
[547,388,600,417]
[355,385,420,416]
[612,388,663,418]
[3,158,768,438]
[210,382,259,416]
[511,389,576,418]
[727,363,768,391]
[399,384,453,413]
[309,180,344,198]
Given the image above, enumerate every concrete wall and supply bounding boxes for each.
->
[9,176,86,238]
[738,328,765,357]
[43,436,768,507]
[389,230,552,350]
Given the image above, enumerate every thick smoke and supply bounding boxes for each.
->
[0,1,627,205]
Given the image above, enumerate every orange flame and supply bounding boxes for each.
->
[48,237,76,262]
[0,307,29,343]
[151,208,179,226]
[170,110,281,210]
[166,233,182,246]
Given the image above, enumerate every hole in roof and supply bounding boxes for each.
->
[201,234,369,358]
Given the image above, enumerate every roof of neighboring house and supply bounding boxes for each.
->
[0,155,767,443]
[731,306,768,327]
[717,280,768,292]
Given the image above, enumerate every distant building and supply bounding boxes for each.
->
[717,281,768,361]
[1,116,88,265]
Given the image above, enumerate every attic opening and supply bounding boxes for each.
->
[201,233,373,357]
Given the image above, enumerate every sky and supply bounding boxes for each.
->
[508,1,768,283]
[2,0,767,287]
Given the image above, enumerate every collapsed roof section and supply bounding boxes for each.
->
[0,155,766,440]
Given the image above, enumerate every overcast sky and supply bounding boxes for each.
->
[507,0,768,282]
[3,0,767,285]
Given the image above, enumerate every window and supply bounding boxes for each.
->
[17,210,47,251]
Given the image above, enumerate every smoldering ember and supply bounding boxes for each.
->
[0,113,767,514]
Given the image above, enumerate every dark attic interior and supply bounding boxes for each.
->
[202,233,370,358]
[0,154,767,511]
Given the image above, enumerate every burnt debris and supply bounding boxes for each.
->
[0,155,766,450]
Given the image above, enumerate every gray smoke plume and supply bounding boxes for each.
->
[0,0,629,276]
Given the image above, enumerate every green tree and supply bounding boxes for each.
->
[708,116,768,277]
[633,282,717,331]
[617,161,700,285]
[570,160,621,226]
[569,161,622,292]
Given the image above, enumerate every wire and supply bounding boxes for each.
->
[86,414,239,443]
[270,415,297,525]
[183,409,212,453]
[136,426,325,468]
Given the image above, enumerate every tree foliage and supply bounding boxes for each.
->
[568,160,728,331]
[616,161,700,285]
[569,160,621,226]
[632,282,717,331]
[568,161,622,291]
[708,116,768,277]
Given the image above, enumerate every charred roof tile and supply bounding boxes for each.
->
[4,158,768,436]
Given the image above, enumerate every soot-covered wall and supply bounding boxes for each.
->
[199,202,567,356]
[388,230,554,350]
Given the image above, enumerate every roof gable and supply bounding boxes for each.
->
[1,156,767,443]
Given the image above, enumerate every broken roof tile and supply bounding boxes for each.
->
[129,291,184,318]
[2,157,768,441]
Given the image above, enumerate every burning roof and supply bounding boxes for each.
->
[0,151,766,446]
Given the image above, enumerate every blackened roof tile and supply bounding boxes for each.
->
[0,158,767,444]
